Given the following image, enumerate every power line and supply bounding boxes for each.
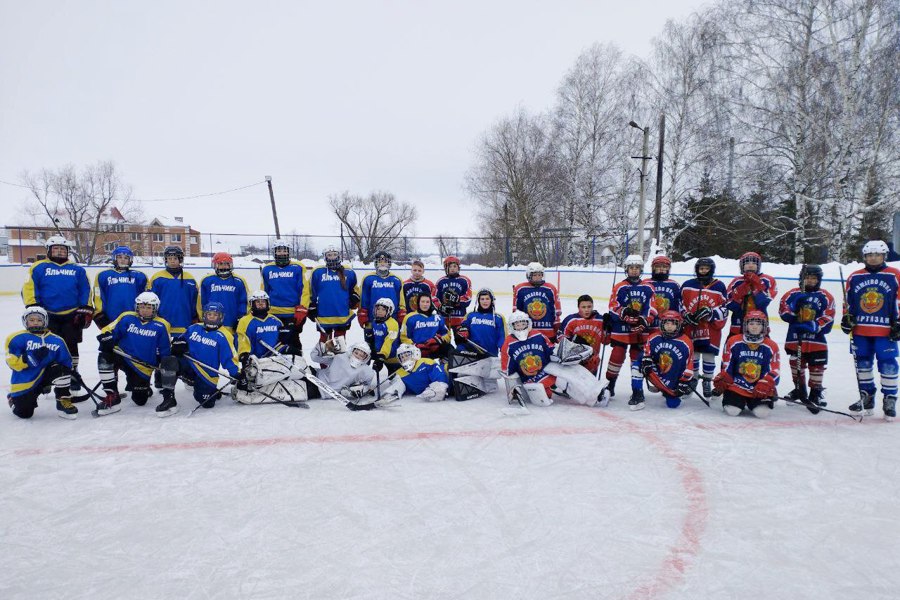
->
[0,178,266,203]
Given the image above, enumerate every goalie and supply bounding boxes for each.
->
[500,311,604,407]
[309,341,378,401]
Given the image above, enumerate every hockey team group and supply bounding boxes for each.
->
[5,236,899,422]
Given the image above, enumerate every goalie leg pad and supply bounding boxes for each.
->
[545,362,603,406]
[452,375,487,401]
[524,382,553,406]
[159,356,179,390]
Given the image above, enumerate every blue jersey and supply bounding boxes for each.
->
[402,278,436,311]
[396,358,449,394]
[609,280,657,342]
[844,265,900,338]
[5,330,72,397]
[643,332,694,392]
[184,324,239,386]
[726,273,777,331]
[21,259,91,314]
[261,261,310,315]
[236,314,283,358]
[642,278,682,326]
[93,268,148,321]
[199,273,249,329]
[512,282,561,333]
[500,331,553,384]
[360,273,403,318]
[400,312,449,345]
[372,318,400,361]
[779,288,836,352]
[461,310,506,355]
[149,269,199,334]
[720,334,781,398]
[103,313,172,378]
[309,266,359,327]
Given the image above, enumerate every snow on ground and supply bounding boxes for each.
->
[1,291,899,600]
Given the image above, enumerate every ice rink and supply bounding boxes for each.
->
[2,289,899,600]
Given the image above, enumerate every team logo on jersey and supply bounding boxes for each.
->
[527,299,547,320]
[738,360,761,383]
[860,288,884,314]
[519,353,543,377]
[798,305,816,323]
[654,294,670,312]
[658,351,673,374]
[629,300,643,313]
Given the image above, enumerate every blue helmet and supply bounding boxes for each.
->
[202,302,225,330]
[112,245,134,268]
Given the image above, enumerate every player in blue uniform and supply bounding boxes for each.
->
[725,252,777,336]
[368,297,401,373]
[778,264,835,413]
[260,239,310,354]
[95,291,178,416]
[199,251,249,340]
[512,262,561,341]
[172,302,240,411]
[643,256,681,330]
[841,240,900,420]
[434,256,472,343]
[236,290,284,360]
[401,259,436,315]
[457,288,507,356]
[309,245,359,355]
[6,306,77,419]
[21,235,93,391]
[400,294,451,360]
[638,311,696,410]
[93,245,148,329]
[378,343,450,403]
[358,250,403,328]
[149,245,198,335]
[713,310,780,418]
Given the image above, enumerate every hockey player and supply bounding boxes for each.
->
[21,235,93,390]
[400,294,451,360]
[448,289,505,401]
[606,255,657,406]
[841,240,900,420]
[500,311,603,407]
[560,294,609,374]
[457,288,507,355]
[149,245,198,336]
[368,297,401,372]
[779,264,835,413]
[93,245,148,328]
[173,302,240,410]
[308,245,359,355]
[401,259,436,314]
[726,251,777,336]
[680,257,728,397]
[309,341,377,402]
[512,262,561,341]
[712,310,780,418]
[434,256,472,343]
[377,343,450,403]
[6,306,78,419]
[95,291,179,416]
[637,311,696,410]
[199,252,249,340]
[261,238,310,354]
[643,255,681,330]
[358,250,403,327]
[236,290,284,361]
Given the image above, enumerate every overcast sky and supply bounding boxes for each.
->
[1,0,706,242]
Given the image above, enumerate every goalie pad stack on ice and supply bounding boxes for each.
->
[448,348,500,401]
[234,355,309,404]
[544,362,603,407]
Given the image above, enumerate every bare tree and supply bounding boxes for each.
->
[330,191,418,262]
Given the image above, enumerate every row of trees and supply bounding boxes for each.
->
[466,0,899,264]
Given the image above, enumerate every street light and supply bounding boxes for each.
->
[628,121,651,256]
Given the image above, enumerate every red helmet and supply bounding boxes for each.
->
[212,252,234,276]
[651,255,671,269]
[659,310,683,338]
[443,255,460,274]
[739,252,762,273]
[742,309,768,342]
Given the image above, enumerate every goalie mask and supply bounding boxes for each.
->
[509,310,532,341]
[397,343,421,372]
[374,297,395,323]
[135,291,161,323]
[742,310,768,344]
[659,310,683,339]
[348,342,371,368]
[22,305,49,334]
[202,302,225,331]
[249,290,270,318]
[273,239,291,267]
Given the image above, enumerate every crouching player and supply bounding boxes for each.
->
[175,302,240,411]
[95,291,179,416]
[712,310,780,418]
[637,311,696,410]
[377,343,449,403]
[6,306,77,419]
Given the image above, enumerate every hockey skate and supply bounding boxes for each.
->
[805,388,824,415]
[884,395,896,422]
[849,392,875,416]
[56,397,78,420]
[701,378,712,399]
[155,389,178,417]
[628,388,645,411]
[96,391,122,416]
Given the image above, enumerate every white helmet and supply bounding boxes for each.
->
[397,343,421,371]
[44,235,71,251]
[273,238,291,266]
[509,310,532,341]
[249,289,270,303]
[623,254,644,269]
[249,290,270,315]
[348,342,371,369]
[863,240,889,256]
[22,305,49,333]
[374,297,395,321]
[323,244,341,269]
[526,262,545,283]
[134,291,161,321]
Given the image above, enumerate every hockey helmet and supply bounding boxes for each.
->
[249,289,270,317]
[476,287,495,312]
[202,301,225,330]
[112,245,134,269]
[526,262,545,284]
[45,235,71,262]
[443,255,461,275]
[348,342,371,369]
[659,310,684,339]
[22,305,49,333]
[742,310,768,343]
[695,257,716,283]
[164,246,184,266]
[323,244,341,270]
[651,255,671,281]
[374,297,395,322]
[739,251,762,273]
[396,343,421,372]
[135,291,161,322]
[273,239,291,266]
[799,264,823,291]
[862,240,889,257]
[212,252,233,277]
[509,310,532,341]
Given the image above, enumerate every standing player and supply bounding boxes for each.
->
[199,252,249,341]
[779,265,835,413]
[680,257,728,397]
[93,245,148,329]
[402,259,436,314]
[434,256,472,343]
[359,250,403,327]
[21,235,93,390]
[712,310,780,418]
[149,245,198,336]
[643,255,681,330]
[726,251,777,336]
[308,245,359,355]
[606,255,657,406]
[841,240,900,420]
[560,294,608,374]
[6,306,77,419]
[261,239,310,355]
[400,295,451,360]
[512,262,561,342]
[638,310,696,410]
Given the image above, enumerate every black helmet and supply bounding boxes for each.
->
[799,264,823,291]
[164,246,184,261]
[695,258,715,284]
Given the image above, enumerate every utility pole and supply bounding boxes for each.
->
[629,121,652,257]
[265,176,281,239]
[654,113,666,247]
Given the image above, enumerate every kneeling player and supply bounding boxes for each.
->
[95,292,179,416]
[712,310,780,418]
[310,341,378,406]
[560,294,609,374]
[638,311,696,410]
[400,294,451,360]
[378,343,449,403]
[175,302,240,410]
[6,306,77,419]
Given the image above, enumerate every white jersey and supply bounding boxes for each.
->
[309,346,376,391]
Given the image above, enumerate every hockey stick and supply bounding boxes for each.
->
[596,262,618,381]
[840,266,868,419]
[259,340,347,403]
[67,369,108,418]
[181,353,308,409]
[777,395,860,422]
[70,379,104,403]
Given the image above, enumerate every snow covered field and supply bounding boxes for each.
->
[2,278,899,599]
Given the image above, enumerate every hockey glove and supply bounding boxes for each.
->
[349,292,361,311]
[456,325,469,340]
[840,313,855,335]
[294,305,308,327]
[753,375,777,399]
[96,331,115,353]
[744,272,761,292]
[278,324,295,346]
[371,355,384,373]
[73,305,94,329]
[239,352,252,372]
[794,321,819,335]
[713,371,733,394]
[694,306,712,322]
[26,346,49,368]
[640,354,655,376]
[602,312,613,332]
[891,321,900,342]
[682,311,698,326]
[342,384,368,399]
[357,308,369,327]
[171,337,188,357]
[363,326,375,347]
[93,311,111,329]
[676,378,697,397]
[307,303,318,322]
